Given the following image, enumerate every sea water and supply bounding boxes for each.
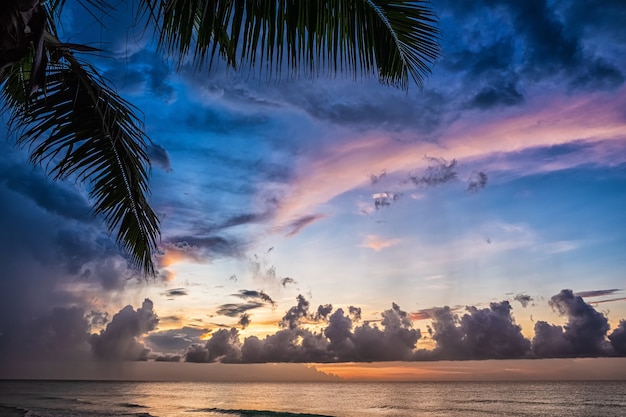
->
[1,380,625,417]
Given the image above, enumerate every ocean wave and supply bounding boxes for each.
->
[0,404,28,417]
[194,407,335,417]
[118,403,148,409]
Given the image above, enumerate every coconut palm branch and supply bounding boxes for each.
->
[142,0,440,88]
[1,5,159,276]
[2,0,440,277]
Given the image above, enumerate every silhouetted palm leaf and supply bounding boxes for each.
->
[2,0,440,278]
[1,49,159,276]
[142,0,440,88]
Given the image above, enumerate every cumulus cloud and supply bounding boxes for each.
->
[280,295,311,330]
[422,302,531,360]
[609,321,626,356]
[145,290,626,363]
[89,299,159,361]
[532,289,611,357]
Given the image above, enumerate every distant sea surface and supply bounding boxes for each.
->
[1,380,625,417]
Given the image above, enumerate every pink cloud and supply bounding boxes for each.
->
[271,88,626,228]
[361,235,402,252]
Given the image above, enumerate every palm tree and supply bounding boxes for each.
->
[0,0,440,276]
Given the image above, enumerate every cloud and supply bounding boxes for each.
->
[466,171,488,192]
[284,214,325,237]
[0,306,91,361]
[467,82,524,109]
[238,313,251,329]
[280,295,311,330]
[216,302,265,318]
[315,304,334,321]
[408,157,458,187]
[185,328,242,363]
[422,302,531,360]
[532,289,611,357]
[89,299,159,361]
[361,235,402,252]
[164,288,188,297]
[144,326,208,354]
[574,289,621,298]
[609,321,626,356]
[280,277,297,287]
[147,143,173,172]
[372,192,403,210]
[233,290,276,306]
[514,293,534,308]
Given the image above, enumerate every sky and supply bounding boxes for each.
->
[1,0,625,381]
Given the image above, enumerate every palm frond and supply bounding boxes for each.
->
[141,0,440,88]
[1,52,159,276]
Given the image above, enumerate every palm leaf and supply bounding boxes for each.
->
[141,0,440,88]
[1,51,159,276]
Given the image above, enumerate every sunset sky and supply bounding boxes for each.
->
[1,0,625,381]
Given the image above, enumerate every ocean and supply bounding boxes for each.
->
[1,380,625,417]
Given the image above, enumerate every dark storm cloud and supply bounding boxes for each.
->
[99,46,177,102]
[216,302,265,317]
[90,299,159,361]
[145,326,207,353]
[0,143,145,368]
[164,288,188,297]
[233,290,276,306]
[281,85,449,133]
[147,143,172,172]
[532,289,611,357]
[438,0,625,93]
[569,58,624,91]
[514,293,534,308]
[179,105,270,134]
[467,82,524,109]
[0,162,91,222]
[574,289,621,299]
[0,306,90,361]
